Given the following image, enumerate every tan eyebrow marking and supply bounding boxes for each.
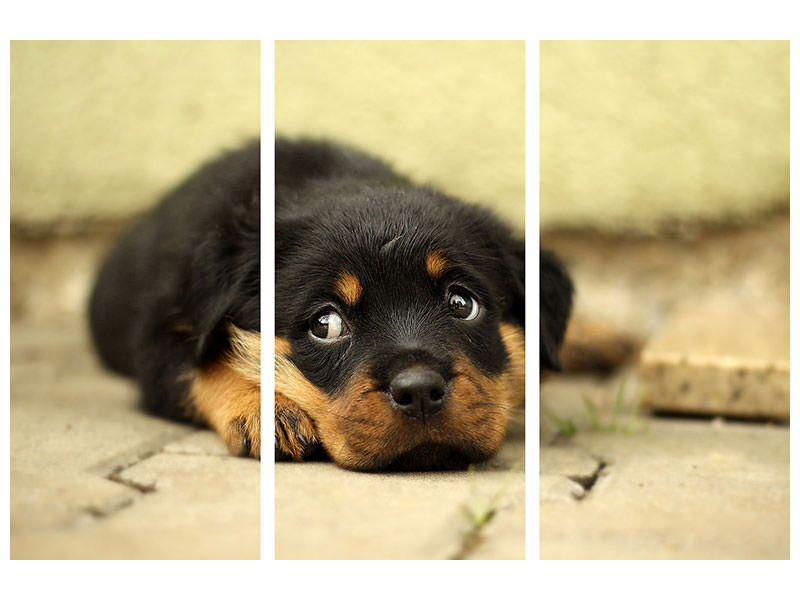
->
[426,250,448,280]
[334,270,362,306]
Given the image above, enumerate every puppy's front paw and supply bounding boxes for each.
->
[224,412,261,459]
[275,393,319,460]
[191,361,261,460]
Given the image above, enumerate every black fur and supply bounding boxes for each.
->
[276,138,524,396]
[89,141,260,421]
[540,249,573,371]
[275,138,525,470]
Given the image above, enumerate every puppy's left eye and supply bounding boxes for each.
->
[447,288,480,320]
[310,310,350,340]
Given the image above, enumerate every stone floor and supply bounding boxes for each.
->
[9,314,525,560]
[539,371,789,559]
[10,319,260,559]
[9,212,790,560]
[540,212,790,559]
[275,417,525,559]
[9,229,525,561]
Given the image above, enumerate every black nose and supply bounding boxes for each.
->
[388,367,447,420]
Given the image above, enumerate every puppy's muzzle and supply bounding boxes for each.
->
[388,367,447,420]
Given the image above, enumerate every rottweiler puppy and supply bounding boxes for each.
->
[275,138,525,471]
[89,140,261,458]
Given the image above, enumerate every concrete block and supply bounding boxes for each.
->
[639,298,789,420]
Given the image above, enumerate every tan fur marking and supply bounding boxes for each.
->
[426,250,448,280]
[499,322,526,407]
[274,336,292,356]
[309,359,516,470]
[273,326,526,470]
[226,325,261,386]
[191,358,260,458]
[275,392,320,460]
[274,335,326,460]
[274,336,328,415]
[559,315,641,373]
[334,271,362,306]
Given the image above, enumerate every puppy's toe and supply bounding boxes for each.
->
[190,362,261,460]
[275,394,319,460]
[223,413,261,459]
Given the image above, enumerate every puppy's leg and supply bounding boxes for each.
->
[274,336,321,460]
[191,360,261,458]
[275,393,319,460]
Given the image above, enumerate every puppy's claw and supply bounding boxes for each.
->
[224,414,260,459]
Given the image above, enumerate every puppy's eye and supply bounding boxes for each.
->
[447,288,480,320]
[309,310,350,340]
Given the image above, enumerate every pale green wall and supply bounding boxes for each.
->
[11,41,260,227]
[276,40,525,229]
[541,40,789,233]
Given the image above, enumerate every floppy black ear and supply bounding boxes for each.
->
[502,236,525,326]
[540,250,573,371]
[190,259,259,365]
[191,198,260,364]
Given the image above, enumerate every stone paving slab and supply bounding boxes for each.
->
[639,296,789,421]
[275,421,525,560]
[10,319,260,559]
[540,374,789,560]
[11,316,523,560]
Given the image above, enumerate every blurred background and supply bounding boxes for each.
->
[276,40,524,228]
[540,40,788,233]
[11,40,260,319]
[12,40,259,229]
[10,41,261,559]
[539,40,789,560]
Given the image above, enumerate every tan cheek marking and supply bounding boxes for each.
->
[334,271,362,306]
[437,355,511,457]
[312,374,407,470]
[274,336,328,417]
[426,250,448,280]
[499,322,526,407]
[272,325,525,469]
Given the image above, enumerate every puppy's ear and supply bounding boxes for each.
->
[191,269,259,365]
[540,250,573,371]
[191,209,260,364]
[501,236,525,326]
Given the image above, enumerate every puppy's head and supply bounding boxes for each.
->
[276,184,524,470]
[540,250,573,372]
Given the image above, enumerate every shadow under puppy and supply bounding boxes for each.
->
[89,141,261,458]
[276,138,525,471]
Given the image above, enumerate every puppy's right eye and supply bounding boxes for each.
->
[309,310,350,341]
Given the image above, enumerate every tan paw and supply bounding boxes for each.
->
[275,393,319,460]
[223,412,261,458]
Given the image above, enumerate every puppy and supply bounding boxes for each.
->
[89,141,261,458]
[275,138,525,471]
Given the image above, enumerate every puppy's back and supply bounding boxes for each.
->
[276,138,405,196]
[89,141,260,376]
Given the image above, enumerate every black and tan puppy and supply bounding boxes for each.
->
[89,141,261,458]
[275,138,525,471]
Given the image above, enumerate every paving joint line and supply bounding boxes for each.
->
[567,456,608,500]
[81,446,166,519]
